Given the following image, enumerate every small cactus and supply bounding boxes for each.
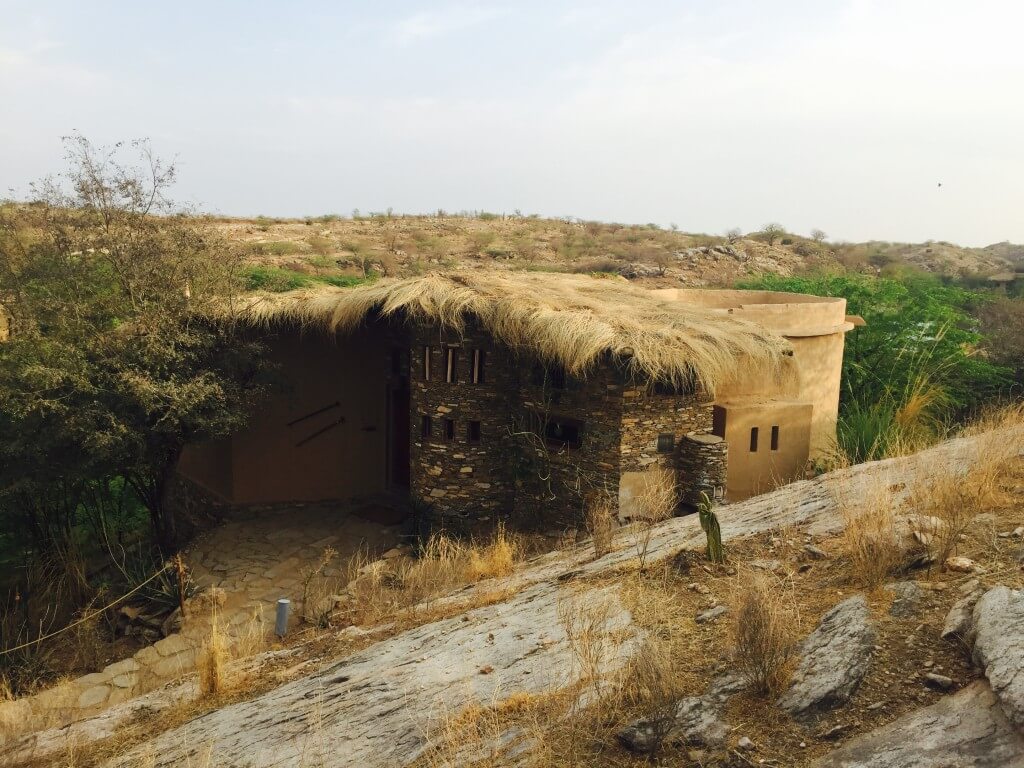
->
[699,491,724,563]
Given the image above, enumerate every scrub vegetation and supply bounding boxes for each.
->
[740,272,1018,462]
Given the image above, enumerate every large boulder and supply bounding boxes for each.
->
[813,681,1024,767]
[778,595,875,720]
[972,586,1024,730]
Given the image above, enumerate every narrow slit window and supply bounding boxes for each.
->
[770,425,780,451]
[422,346,432,381]
[420,415,432,440]
[467,420,481,443]
[471,349,485,384]
[445,348,458,384]
[749,427,759,452]
[444,418,455,441]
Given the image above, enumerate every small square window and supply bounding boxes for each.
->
[467,420,481,443]
[749,426,759,452]
[444,418,455,441]
[420,415,432,440]
[770,425,780,451]
[656,433,675,453]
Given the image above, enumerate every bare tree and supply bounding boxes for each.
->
[758,223,786,246]
[810,228,828,243]
[725,227,743,244]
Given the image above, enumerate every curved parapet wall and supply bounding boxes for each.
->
[651,288,854,463]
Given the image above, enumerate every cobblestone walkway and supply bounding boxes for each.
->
[0,504,402,738]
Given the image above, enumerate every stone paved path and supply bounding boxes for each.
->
[0,503,402,744]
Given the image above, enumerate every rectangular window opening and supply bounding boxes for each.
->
[422,346,432,381]
[420,415,432,440]
[749,426,759,453]
[771,425,780,451]
[468,420,481,443]
[656,433,675,453]
[445,348,458,384]
[471,349,485,384]
[444,418,455,441]
[536,413,583,449]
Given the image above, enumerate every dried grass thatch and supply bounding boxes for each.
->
[233,271,790,394]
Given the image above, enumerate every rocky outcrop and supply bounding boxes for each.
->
[617,673,745,753]
[6,427,1014,767]
[778,596,875,720]
[812,681,1024,767]
[940,579,985,641]
[885,581,924,617]
[972,586,1024,730]
[99,584,637,768]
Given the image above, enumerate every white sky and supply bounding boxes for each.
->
[2,0,1023,246]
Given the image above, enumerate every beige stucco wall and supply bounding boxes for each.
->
[713,400,812,500]
[178,328,392,505]
[651,288,851,463]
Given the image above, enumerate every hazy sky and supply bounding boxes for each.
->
[2,1,1022,245]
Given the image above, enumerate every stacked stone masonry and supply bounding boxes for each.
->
[408,318,726,527]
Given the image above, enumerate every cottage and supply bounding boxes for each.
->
[177,272,854,528]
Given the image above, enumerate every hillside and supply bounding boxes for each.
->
[6,420,1024,768]
[211,213,1023,290]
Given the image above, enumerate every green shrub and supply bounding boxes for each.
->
[243,266,314,292]
[250,241,302,256]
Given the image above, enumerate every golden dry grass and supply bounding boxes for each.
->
[197,614,229,697]
[836,476,906,588]
[730,570,799,696]
[232,270,790,394]
[339,528,525,627]
[584,493,617,560]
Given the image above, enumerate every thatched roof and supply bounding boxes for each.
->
[234,271,791,394]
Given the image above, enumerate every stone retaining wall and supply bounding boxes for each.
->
[677,432,729,507]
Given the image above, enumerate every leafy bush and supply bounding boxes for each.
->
[243,266,314,292]
[740,272,1013,461]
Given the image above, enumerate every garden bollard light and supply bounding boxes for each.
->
[276,598,290,638]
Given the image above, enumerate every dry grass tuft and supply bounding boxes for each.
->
[197,613,229,698]
[584,493,617,560]
[233,270,791,395]
[833,473,907,588]
[340,527,524,627]
[300,546,339,628]
[731,570,799,696]
[465,523,520,581]
[627,473,676,573]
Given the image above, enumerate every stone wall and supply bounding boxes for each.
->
[513,360,625,526]
[409,321,517,527]
[620,384,714,475]
[677,433,729,507]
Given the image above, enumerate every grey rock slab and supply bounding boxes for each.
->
[102,583,638,768]
[618,672,744,753]
[885,581,924,617]
[941,582,986,641]
[695,605,729,624]
[778,595,875,720]
[972,585,1024,730]
[812,681,1024,767]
